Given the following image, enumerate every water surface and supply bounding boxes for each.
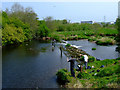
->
[3,41,69,88]
[67,40,120,60]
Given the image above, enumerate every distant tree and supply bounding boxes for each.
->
[44,16,55,31]
[36,20,49,38]
[8,3,38,37]
[116,18,120,52]
[63,19,68,24]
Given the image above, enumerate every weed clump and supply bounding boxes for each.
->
[92,48,96,50]
[56,69,72,84]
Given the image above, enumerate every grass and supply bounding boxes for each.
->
[96,37,116,45]
[56,58,120,88]
[49,29,117,45]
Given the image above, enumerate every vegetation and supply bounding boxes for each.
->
[56,58,120,88]
[116,18,120,52]
[2,3,119,46]
[92,48,96,50]
[48,23,117,45]
[65,44,71,47]
[56,69,72,84]
[2,3,50,46]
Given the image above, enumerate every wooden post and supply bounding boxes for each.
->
[70,60,75,77]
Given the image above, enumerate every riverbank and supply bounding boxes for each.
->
[56,44,120,88]
[56,58,120,88]
[49,30,117,46]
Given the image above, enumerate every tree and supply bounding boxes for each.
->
[44,16,55,32]
[8,3,39,37]
[63,19,68,24]
[2,24,26,46]
[116,18,120,52]
[36,20,49,38]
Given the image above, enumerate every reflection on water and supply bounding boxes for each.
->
[3,40,120,88]
[2,40,69,88]
[67,40,120,60]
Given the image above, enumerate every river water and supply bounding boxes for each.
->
[67,40,120,60]
[2,40,120,88]
[2,41,69,88]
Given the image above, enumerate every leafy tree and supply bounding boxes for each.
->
[63,19,68,24]
[0,29,1,46]
[2,24,26,46]
[2,11,10,28]
[36,20,49,38]
[44,16,56,32]
[116,18,120,52]
[8,3,39,37]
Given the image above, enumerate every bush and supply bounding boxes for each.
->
[97,65,119,77]
[92,48,96,50]
[51,35,61,42]
[79,56,84,61]
[65,44,71,47]
[97,68,114,77]
[77,72,89,79]
[56,69,71,84]
[96,37,116,45]
[88,56,96,62]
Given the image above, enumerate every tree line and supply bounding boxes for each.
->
[1,3,119,47]
[2,3,49,46]
[116,18,120,52]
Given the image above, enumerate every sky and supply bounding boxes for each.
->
[2,2,119,23]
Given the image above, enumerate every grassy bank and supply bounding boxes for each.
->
[49,29,117,45]
[56,58,120,88]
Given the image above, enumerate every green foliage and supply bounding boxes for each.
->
[77,72,90,79]
[57,25,66,31]
[36,20,50,38]
[65,44,71,47]
[56,69,72,84]
[0,29,2,46]
[88,56,96,62]
[63,19,68,24]
[79,56,84,61]
[2,11,10,28]
[51,35,61,42]
[2,24,26,46]
[96,37,116,45]
[116,18,120,52]
[97,65,119,77]
[92,48,96,50]
[2,4,50,46]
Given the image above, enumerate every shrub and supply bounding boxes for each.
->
[79,56,84,61]
[65,44,71,47]
[51,35,61,42]
[56,69,71,84]
[96,37,116,45]
[97,65,119,77]
[88,56,96,62]
[77,72,89,79]
[92,48,96,50]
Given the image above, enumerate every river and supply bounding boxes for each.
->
[2,40,120,88]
